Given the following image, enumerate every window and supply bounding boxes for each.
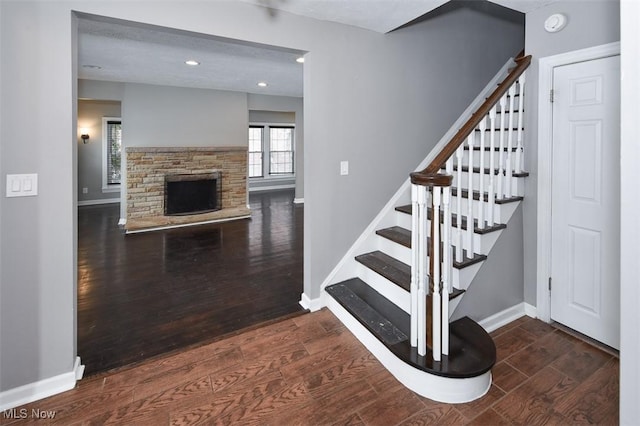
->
[248,126,264,178]
[102,117,122,192]
[269,127,294,174]
[248,124,295,178]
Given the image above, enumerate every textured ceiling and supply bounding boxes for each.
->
[78,17,305,97]
[78,1,554,98]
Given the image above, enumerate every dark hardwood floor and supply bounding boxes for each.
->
[3,311,618,425]
[77,189,305,376]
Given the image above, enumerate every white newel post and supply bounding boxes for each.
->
[441,184,451,356]
[410,184,419,348]
[431,188,442,361]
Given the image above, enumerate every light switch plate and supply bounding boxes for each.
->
[340,161,349,176]
[6,174,38,197]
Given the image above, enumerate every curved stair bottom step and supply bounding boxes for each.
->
[324,293,492,404]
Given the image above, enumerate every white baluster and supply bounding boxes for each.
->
[478,117,487,228]
[505,84,516,198]
[410,184,419,348]
[488,105,497,226]
[417,186,428,356]
[455,146,463,263]
[441,185,451,356]
[497,95,507,200]
[466,134,475,256]
[432,187,442,361]
[515,73,526,177]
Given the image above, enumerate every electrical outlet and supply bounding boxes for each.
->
[82,187,88,194]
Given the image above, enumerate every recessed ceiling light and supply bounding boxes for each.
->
[257,82,268,87]
[296,57,305,64]
[185,60,200,66]
[82,64,102,70]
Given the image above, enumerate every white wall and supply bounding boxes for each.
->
[620,1,640,422]
[523,0,620,305]
[0,0,522,396]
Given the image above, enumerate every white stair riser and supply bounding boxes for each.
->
[355,262,466,316]
[451,172,525,197]
[450,196,519,224]
[460,150,523,171]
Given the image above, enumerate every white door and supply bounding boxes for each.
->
[550,55,620,349]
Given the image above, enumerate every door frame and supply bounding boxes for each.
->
[536,41,620,323]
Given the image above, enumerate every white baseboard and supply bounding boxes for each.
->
[299,293,323,312]
[77,198,120,206]
[293,198,304,204]
[0,357,84,411]
[478,302,538,333]
[249,184,295,192]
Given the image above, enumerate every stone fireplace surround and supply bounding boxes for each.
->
[125,146,250,232]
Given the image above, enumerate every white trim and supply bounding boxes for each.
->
[320,56,515,292]
[77,198,119,206]
[536,42,621,323]
[326,295,491,403]
[125,214,251,234]
[478,302,537,333]
[249,183,295,192]
[118,218,126,226]
[299,293,323,312]
[0,357,83,411]
[293,198,304,204]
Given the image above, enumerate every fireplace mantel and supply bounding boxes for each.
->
[125,146,250,233]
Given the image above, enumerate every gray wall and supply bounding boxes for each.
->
[77,100,122,203]
[0,0,522,392]
[120,82,248,218]
[522,0,620,306]
[452,206,524,322]
[248,94,303,199]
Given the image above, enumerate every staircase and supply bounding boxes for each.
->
[323,52,531,403]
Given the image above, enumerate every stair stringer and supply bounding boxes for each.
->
[319,55,515,296]
[324,293,492,403]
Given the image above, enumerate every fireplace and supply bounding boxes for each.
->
[126,146,250,232]
[164,172,221,216]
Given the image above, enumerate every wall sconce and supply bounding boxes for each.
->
[80,128,90,144]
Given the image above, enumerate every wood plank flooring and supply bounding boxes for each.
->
[2,310,618,425]
[77,189,305,375]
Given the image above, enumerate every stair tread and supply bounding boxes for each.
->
[464,146,519,151]
[356,251,411,291]
[395,205,507,235]
[355,250,470,295]
[375,226,487,269]
[325,280,409,345]
[326,278,496,378]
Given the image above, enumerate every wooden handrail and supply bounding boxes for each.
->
[410,53,531,186]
